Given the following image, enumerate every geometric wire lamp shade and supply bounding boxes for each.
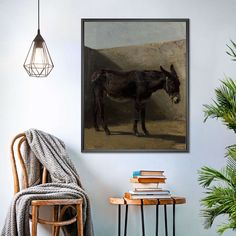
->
[23,30,54,77]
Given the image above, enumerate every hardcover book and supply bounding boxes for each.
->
[124,192,171,200]
[133,170,165,177]
[128,190,170,195]
[130,177,166,184]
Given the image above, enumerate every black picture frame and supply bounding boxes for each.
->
[81,18,189,153]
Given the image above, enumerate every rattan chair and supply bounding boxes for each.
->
[10,133,83,236]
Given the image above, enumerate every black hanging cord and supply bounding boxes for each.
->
[38,0,40,32]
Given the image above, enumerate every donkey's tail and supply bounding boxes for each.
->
[91,70,103,103]
[91,71,103,131]
[91,70,104,83]
[92,85,99,131]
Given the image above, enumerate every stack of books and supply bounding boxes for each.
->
[124,170,171,200]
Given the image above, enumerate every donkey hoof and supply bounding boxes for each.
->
[134,132,142,137]
[105,130,111,135]
[95,127,100,132]
[144,131,150,136]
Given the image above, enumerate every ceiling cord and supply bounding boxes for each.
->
[38,0,40,31]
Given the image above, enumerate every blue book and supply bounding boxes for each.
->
[132,170,164,177]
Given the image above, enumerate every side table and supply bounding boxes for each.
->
[109,196,186,236]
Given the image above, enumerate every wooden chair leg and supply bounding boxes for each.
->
[77,203,83,236]
[55,225,60,236]
[52,206,59,236]
[32,205,39,236]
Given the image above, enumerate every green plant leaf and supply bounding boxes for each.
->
[200,41,236,235]
[203,78,236,130]
[226,40,236,59]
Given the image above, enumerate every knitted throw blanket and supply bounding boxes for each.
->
[1,129,94,236]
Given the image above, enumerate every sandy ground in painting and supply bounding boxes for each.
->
[84,120,186,151]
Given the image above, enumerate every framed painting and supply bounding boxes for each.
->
[81,18,189,152]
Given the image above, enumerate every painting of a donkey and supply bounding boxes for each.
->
[91,64,181,136]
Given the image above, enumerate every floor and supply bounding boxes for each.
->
[83,120,187,151]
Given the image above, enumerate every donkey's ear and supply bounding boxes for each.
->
[160,66,166,73]
[170,64,177,75]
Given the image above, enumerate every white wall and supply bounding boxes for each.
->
[1,0,236,235]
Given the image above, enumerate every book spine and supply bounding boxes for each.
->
[133,170,164,177]
[131,183,159,189]
[134,188,161,192]
[133,195,171,199]
[132,171,141,177]
[129,190,170,195]
[124,192,171,200]
[140,171,164,176]
[130,178,166,183]
[133,175,166,178]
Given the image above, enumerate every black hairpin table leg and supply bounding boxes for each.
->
[156,204,159,236]
[140,200,145,236]
[173,203,176,236]
[124,205,129,236]
[118,205,121,236]
[164,205,168,236]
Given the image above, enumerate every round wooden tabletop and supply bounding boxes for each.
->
[109,196,186,205]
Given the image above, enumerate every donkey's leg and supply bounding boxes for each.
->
[133,120,139,136]
[97,93,111,135]
[133,102,141,137]
[100,103,111,135]
[141,106,149,136]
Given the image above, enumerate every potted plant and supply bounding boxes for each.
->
[198,41,236,235]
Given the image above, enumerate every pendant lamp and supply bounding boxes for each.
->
[23,0,54,77]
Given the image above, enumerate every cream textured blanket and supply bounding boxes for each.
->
[1,129,94,236]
